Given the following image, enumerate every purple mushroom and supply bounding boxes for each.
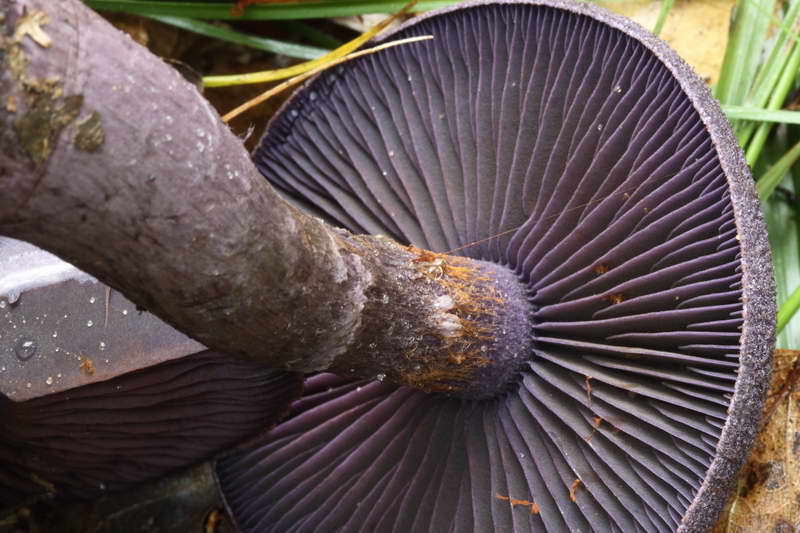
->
[215,1,775,531]
[0,349,299,505]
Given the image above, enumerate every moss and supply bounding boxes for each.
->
[13,92,82,164]
[4,36,28,81]
[3,11,87,164]
[74,111,104,152]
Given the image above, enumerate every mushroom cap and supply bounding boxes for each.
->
[217,0,775,531]
[0,350,301,508]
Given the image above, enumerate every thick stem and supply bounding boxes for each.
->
[331,242,533,397]
[0,0,533,398]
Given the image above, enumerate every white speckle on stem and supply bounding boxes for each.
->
[433,295,454,310]
[437,312,462,337]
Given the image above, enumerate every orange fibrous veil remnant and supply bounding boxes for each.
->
[403,356,487,392]
[400,245,501,393]
[496,493,540,514]
[78,355,96,376]
[584,415,603,442]
[594,263,611,275]
[569,478,582,502]
[604,292,626,304]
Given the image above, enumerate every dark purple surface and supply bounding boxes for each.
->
[218,1,775,531]
[0,351,301,507]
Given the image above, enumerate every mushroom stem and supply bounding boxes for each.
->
[0,0,531,398]
[329,238,534,397]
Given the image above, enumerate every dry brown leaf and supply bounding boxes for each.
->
[714,349,800,532]
[597,0,735,85]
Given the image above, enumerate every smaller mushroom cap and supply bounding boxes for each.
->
[0,350,301,508]
[0,242,303,508]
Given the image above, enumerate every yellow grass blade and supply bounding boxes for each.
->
[222,35,432,122]
[204,0,418,88]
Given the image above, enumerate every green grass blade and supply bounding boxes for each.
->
[652,0,674,36]
[715,0,777,107]
[745,37,800,166]
[724,106,800,125]
[763,134,800,349]
[735,0,800,147]
[766,179,800,347]
[778,284,800,336]
[148,15,328,60]
[85,1,459,20]
[203,2,420,87]
[282,21,342,49]
[756,140,800,201]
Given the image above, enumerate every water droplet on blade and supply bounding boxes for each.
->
[14,337,37,361]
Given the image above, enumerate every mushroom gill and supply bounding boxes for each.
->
[216,1,775,531]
